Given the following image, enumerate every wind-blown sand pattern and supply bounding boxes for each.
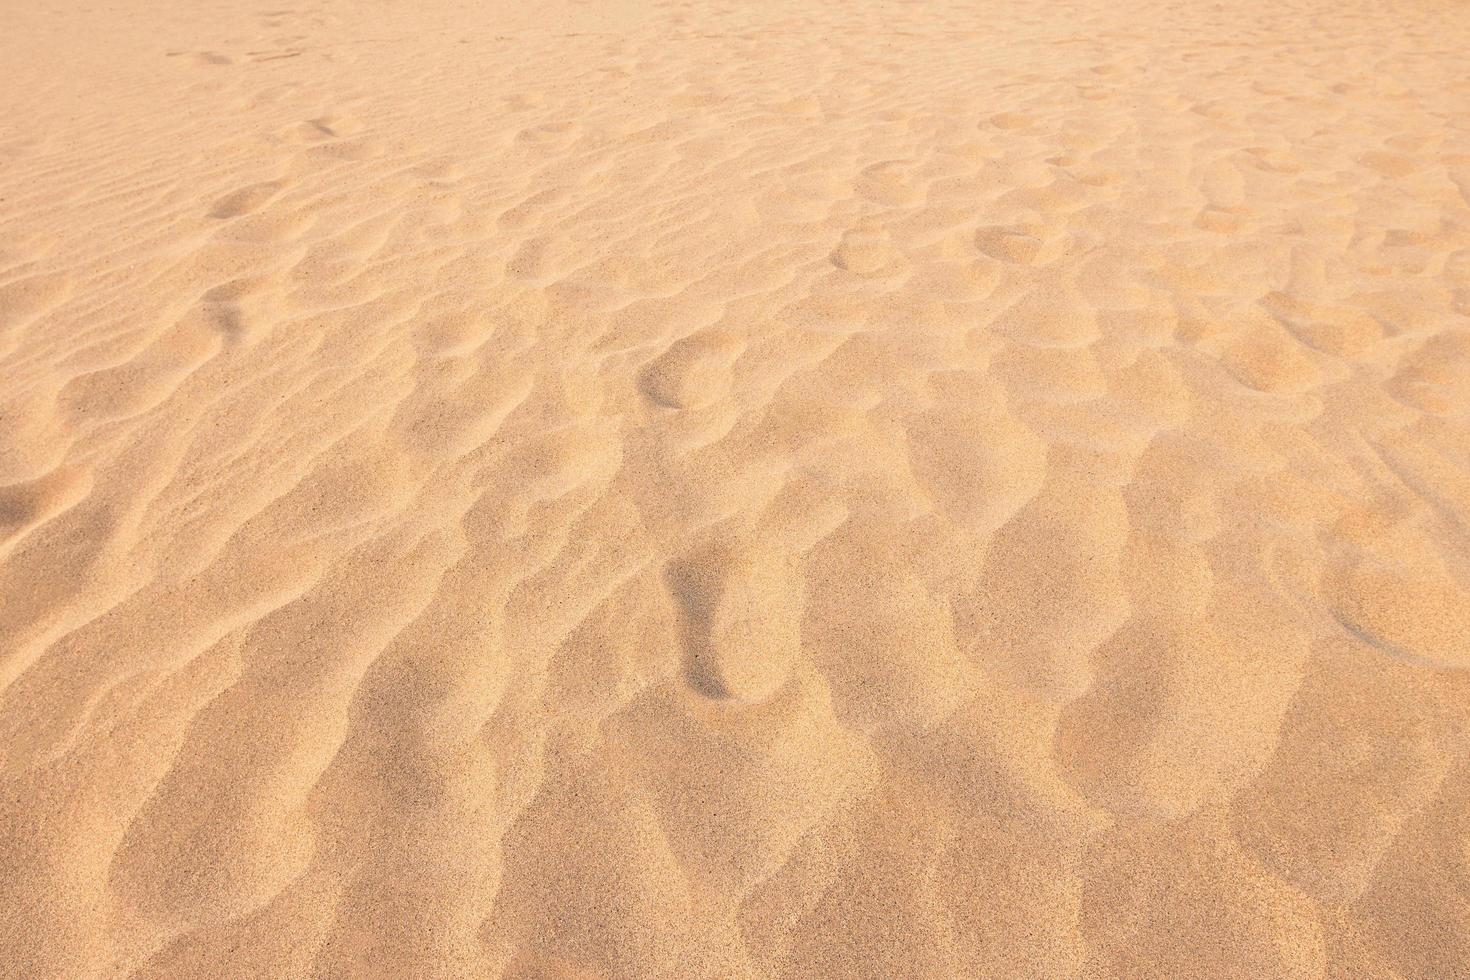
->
[2,0,1469,975]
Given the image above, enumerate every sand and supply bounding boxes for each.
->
[1,0,1469,975]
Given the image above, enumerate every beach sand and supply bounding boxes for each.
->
[2,0,1469,975]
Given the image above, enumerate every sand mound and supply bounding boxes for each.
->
[2,0,1469,975]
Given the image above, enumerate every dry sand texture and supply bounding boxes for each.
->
[3,0,1470,976]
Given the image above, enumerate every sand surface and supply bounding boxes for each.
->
[2,0,1470,976]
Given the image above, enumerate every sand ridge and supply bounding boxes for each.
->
[1,0,1469,975]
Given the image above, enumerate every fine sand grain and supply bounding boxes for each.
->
[2,0,1469,976]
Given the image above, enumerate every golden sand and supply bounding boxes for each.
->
[2,0,1469,975]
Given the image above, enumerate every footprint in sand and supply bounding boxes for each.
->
[208,180,286,219]
[988,111,1034,129]
[666,540,802,704]
[167,50,233,66]
[191,276,280,343]
[829,226,906,279]
[280,114,365,143]
[974,223,1055,264]
[638,328,744,411]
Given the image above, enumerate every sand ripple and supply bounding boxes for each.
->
[2,0,1469,975]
